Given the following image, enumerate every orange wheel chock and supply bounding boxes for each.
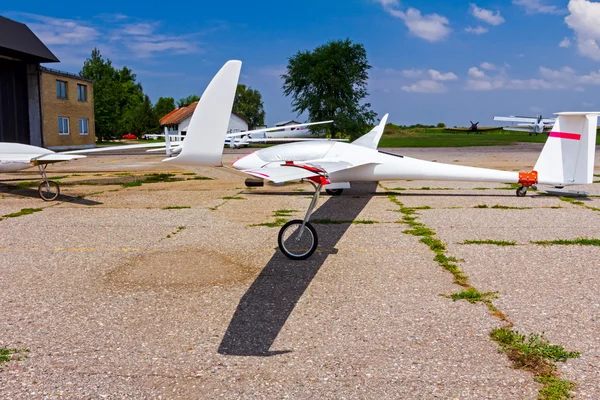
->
[518,170,538,187]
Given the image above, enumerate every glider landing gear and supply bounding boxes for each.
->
[325,188,343,196]
[278,181,322,260]
[37,165,60,201]
[516,185,537,197]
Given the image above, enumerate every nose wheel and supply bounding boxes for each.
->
[278,220,318,260]
[278,181,322,260]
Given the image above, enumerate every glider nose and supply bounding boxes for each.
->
[232,152,262,170]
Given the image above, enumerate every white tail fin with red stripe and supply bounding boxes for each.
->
[534,112,599,185]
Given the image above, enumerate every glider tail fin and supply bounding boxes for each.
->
[534,112,599,185]
[352,114,389,150]
[163,60,242,167]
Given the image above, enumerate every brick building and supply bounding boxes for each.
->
[40,67,95,150]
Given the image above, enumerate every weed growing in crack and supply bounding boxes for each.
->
[445,287,498,304]
[461,240,517,246]
[0,347,28,366]
[531,238,600,247]
[2,208,43,219]
[273,209,299,217]
[490,327,580,398]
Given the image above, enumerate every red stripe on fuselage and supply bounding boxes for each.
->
[549,131,581,140]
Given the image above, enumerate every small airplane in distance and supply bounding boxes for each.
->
[163,60,600,260]
[493,115,556,136]
[445,121,503,134]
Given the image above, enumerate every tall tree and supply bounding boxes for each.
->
[282,39,376,139]
[177,95,199,107]
[154,97,176,119]
[233,84,265,128]
[80,48,145,140]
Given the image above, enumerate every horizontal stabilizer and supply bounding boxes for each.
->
[34,154,85,164]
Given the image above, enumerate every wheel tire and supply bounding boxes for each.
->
[278,220,318,260]
[516,186,527,197]
[38,181,60,201]
[325,189,343,196]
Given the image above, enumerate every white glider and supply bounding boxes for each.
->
[493,115,556,136]
[163,60,599,260]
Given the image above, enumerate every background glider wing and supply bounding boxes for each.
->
[33,154,86,164]
[241,160,377,184]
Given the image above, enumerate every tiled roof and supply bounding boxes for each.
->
[160,103,251,126]
[159,102,198,126]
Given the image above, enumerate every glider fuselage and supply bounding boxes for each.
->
[232,141,520,184]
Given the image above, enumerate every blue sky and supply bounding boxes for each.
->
[4,0,600,126]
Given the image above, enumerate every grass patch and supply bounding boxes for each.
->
[461,239,517,246]
[417,186,453,190]
[446,287,498,304]
[536,377,577,400]
[0,347,28,366]
[250,218,288,228]
[490,327,580,377]
[495,183,523,190]
[558,196,585,206]
[2,208,43,219]
[187,176,212,180]
[491,204,532,210]
[473,187,489,190]
[391,187,407,191]
[273,209,298,217]
[475,204,489,208]
[222,196,246,200]
[403,227,436,236]
[182,172,196,176]
[531,237,600,247]
[122,173,179,188]
[162,206,191,210]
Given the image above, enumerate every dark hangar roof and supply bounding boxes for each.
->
[0,16,59,63]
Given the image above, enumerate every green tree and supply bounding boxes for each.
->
[282,39,376,139]
[177,94,200,107]
[126,95,157,136]
[154,97,176,119]
[80,48,145,140]
[233,84,265,128]
[436,122,446,128]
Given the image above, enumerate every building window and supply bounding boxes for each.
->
[58,117,70,135]
[77,84,87,102]
[79,118,89,135]
[56,80,67,99]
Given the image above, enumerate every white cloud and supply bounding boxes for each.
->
[470,4,505,26]
[402,69,424,78]
[17,13,100,45]
[512,0,565,15]
[465,26,488,34]
[559,37,572,48]
[465,79,503,91]
[468,67,486,78]
[480,62,496,70]
[374,2,452,42]
[10,12,208,64]
[401,80,447,93]
[565,0,600,61]
[428,69,458,81]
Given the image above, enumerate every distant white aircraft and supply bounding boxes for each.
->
[493,115,556,136]
[163,60,599,259]
[146,120,340,156]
